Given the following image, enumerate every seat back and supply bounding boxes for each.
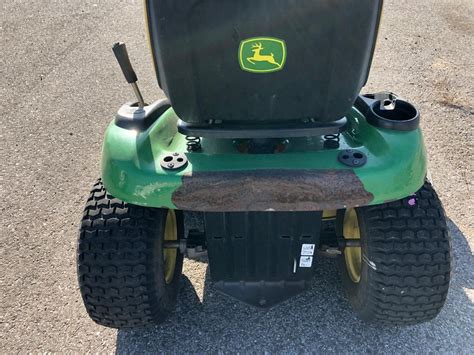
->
[146,0,383,124]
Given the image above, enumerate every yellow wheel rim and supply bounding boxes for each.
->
[163,210,178,284]
[343,208,362,283]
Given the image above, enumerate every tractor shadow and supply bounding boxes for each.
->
[116,219,473,353]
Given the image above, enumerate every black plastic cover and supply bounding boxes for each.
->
[204,212,321,282]
[355,94,420,131]
[146,0,383,124]
[203,211,322,306]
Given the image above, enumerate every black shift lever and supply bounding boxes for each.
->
[112,42,146,108]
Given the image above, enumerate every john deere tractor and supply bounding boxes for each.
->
[78,0,451,328]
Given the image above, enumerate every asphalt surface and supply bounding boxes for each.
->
[1,0,473,353]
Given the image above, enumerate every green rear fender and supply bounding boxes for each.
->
[101,107,427,211]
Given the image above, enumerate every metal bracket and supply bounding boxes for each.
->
[163,229,207,258]
[338,149,367,167]
[339,239,361,248]
[318,246,342,258]
[178,117,348,139]
[318,239,361,258]
[374,92,398,111]
[163,240,187,254]
[160,152,188,170]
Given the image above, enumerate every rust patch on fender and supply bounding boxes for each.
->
[172,170,373,212]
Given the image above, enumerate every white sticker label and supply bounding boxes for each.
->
[299,256,313,268]
[301,244,315,256]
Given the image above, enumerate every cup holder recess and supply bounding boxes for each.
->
[356,93,420,131]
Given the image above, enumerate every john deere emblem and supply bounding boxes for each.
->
[239,37,286,73]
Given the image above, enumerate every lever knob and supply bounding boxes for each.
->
[112,42,138,84]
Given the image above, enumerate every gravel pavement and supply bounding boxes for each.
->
[1,0,473,353]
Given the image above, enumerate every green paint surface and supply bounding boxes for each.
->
[101,107,427,210]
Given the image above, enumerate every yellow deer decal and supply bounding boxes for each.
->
[247,42,281,68]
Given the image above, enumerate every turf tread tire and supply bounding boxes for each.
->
[339,182,452,325]
[77,179,183,328]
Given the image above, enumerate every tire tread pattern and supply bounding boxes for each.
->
[77,180,181,328]
[356,182,451,325]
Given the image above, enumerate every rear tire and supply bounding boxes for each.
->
[77,179,184,328]
[338,182,452,325]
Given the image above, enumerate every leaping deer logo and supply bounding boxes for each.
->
[247,42,282,68]
[239,37,286,73]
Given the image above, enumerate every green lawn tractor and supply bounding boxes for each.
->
[78,0,452,328]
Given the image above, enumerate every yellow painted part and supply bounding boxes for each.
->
[247,42,282,68]
[343,208,362,283]
[371,2,384,67]
[143,0,160,80]
[143,0,152,51]
[163,210,177,284]
[322,210,337,220]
